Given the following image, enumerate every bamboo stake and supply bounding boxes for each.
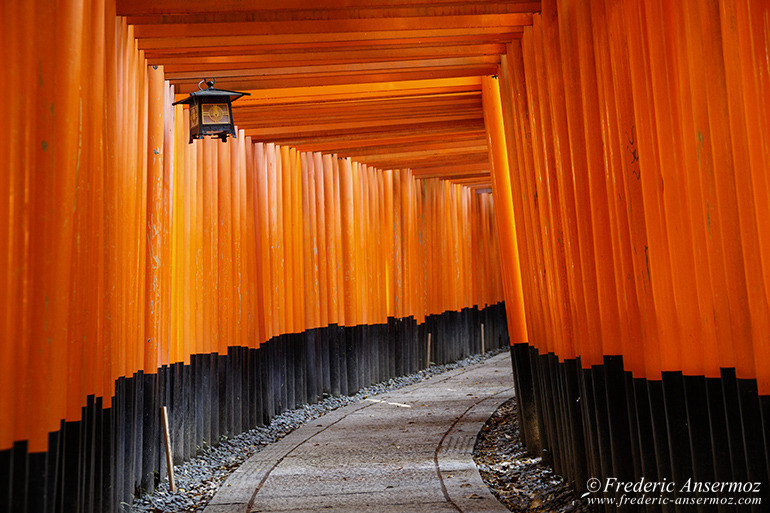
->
[161,406,176,492]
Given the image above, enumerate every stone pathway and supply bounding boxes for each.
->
[204,353,514,513]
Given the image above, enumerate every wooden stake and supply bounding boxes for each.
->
[481,323,485,353]
[161,406,176,492]
[427,332,432,368]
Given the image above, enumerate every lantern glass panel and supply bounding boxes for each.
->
[202,103,231,125]
[190,104,200,128]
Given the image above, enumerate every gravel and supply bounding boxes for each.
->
[129,348,506,513]
[473,397,595,512]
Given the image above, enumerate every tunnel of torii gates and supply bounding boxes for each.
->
[2,0,770,512]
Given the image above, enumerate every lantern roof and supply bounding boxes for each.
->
[172,85,250,106]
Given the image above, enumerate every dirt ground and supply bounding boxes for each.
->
[473,398,595,513]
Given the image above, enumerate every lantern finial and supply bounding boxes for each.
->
[198,78,216,91]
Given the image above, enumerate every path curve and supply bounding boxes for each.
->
[204,353,514,513]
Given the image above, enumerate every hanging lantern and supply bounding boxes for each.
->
[173,79,250,143]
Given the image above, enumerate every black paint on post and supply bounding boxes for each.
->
[560,361,578,483]
[240,347,248,429]
[191,356,202,451]
[380,323,388,383]
[126,386,137,495]
[11,441,28,513]
[564,358,587,490]
[545,356,564,472]
[278,336,288,414]
[577,367,600,483]
[182,363,193,459]
[417,322,425,370]
[761,395,770,498]
[387,318,397,379]
[81,395,94,513]
[410,317,419,375]
[589,365,614,484]
[101,406,114,513]
[236,349,246,432]
[661,371,694,512]
[296,334,308,407]
[646,378,674,513]
[536,354,557,469]
[268,339,280,415]
[510,344,540,455]
[736,378,770,510]
[337,325,348,397]
[306,330,319,404]
[377,323,384,383]
[361,326,371,388]
[27,451,45,513]
[259,345,273,424]
[219,352,228,440]
[243,347,250,430]
[42,432,57,513]
[631,377,657,485]
[140,373,157,494]
[0,447,10,513]
[248,349,259,428]
[210,355,221,443]
[202,355,212,445]
[64,419,82,512]
[133,371,145,499]
[704,377,733,513]
[328,325,341,396]
[720,368,747,484]
[394,318,404,377]
[622,373,642,490]
[243,349,252,429]
[436,314,443,364]
[114,377,126,513]
[375,323,384,382]
[603,356,634,492]
[155,368,167,490]
[225,347,235,438]
[320,327,331,394]
[285,336,296,412]
[402,317,408,372]
[361,325,369,387]
[683,375,715,502]
[530,348,549,459]
[345,327,358,395]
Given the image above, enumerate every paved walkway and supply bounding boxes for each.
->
[204,353,514,513]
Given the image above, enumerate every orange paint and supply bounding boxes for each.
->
[482,76,529,347]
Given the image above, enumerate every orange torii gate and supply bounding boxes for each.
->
[486,0,770,506]
[3,0,770,512]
